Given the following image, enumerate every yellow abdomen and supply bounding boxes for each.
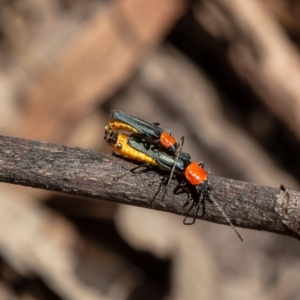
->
[111,133,158,166]
[108,120,139,133]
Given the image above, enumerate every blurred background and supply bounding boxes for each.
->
[1,0,300,299]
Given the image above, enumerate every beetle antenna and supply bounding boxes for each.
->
[161,136,185,200]
[209,195,243,242]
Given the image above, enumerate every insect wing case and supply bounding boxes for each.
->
[111,110,166,139]
[129,137,191,173]
[157,151,191,173]
[127,138,160,162]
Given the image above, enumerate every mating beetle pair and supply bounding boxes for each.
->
[109,110,180,155]
[104,110,243,241]
[106,110,211,204]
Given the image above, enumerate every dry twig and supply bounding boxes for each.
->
[0,135,299,240]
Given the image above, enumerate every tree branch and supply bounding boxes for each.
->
[0,135,298,239]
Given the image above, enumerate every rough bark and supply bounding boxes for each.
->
[0,135,298,239]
